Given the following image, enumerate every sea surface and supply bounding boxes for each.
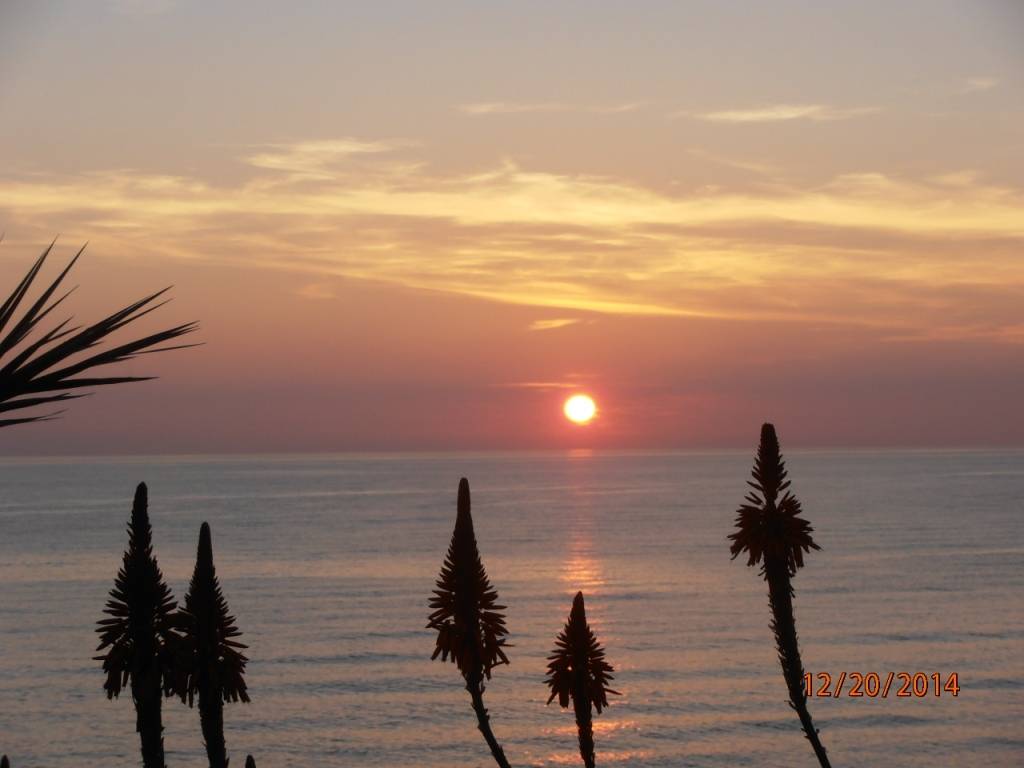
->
[0,450,1021,767]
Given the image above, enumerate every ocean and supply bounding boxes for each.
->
[0,450,1021,767]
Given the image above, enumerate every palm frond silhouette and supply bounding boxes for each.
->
[545,592,618,768]
[181,523,249,768]
[95,482,182,768]
[0,242,197,427]
[729,423,831,767]
[427,478,511,768]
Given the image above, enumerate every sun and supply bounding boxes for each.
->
[563,394,597,425]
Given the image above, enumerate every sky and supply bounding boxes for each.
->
[0,0,1022,453]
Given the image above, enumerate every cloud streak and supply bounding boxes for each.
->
[2,141,1022,339]
[244,138,407,180]
[959,76,998,94]
[689,104,879,123]
[528,318,584,331]
[459,102,641,116]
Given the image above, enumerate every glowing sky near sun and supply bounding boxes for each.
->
[0,1,1022,452]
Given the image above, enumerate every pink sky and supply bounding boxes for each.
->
[1,1,1022,452]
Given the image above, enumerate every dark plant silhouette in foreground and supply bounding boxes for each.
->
[729,423,830,767]
[245,756,256,768]
[545,592,618,768]
[95,482,182,768]
[181,523,249,768]
[0,242,197,427]
[1,754,8,768]
[427,478,511,768]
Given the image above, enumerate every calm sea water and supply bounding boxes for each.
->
[0,451,1021,767]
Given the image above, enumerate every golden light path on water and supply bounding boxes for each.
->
[542,475,653,765]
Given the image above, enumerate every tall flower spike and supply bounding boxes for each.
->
[729,423,831,768]
[181,523,249,768]
[729,423,820,575]
[427,477,510,678]
[95,483,180,768]
[545,592,619,768]
[427,478,511,768]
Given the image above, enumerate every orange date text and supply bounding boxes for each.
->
[803,672,960,698]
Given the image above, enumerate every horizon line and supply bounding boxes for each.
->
[1,444,1022,462]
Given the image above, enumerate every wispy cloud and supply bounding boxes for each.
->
[529,318,584,331]
[107,0,176,14]
[686,148,780,176]
[459,102,641,116]
[295,282,335,300]
[687,104,879,123]
[3,140,1023,338]
[245,138,405,179]
[502,381,580,389]
[959,76,998,94]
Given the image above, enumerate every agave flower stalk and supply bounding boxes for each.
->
[181,523,249,768]
[729,423,831,768]
[427,478,511,768]
[0,242,197,427]
[95,483,181,768]
[545,592,619,768]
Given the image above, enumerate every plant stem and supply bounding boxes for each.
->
[132,661,165,768]
[766,558,831,768]
[199,686,227,768]
[466,671,511,768]
[572,693,595,768]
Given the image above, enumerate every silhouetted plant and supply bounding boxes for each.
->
[1,754,8,768]
[180,523,249,768]
[0,242,197,427]
[729,423,831,767]
[427,478,511,768]
[245,756,256,768]
[545,592,618,768]
[95,482,182,768]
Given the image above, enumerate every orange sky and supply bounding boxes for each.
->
[1,1,1022,452]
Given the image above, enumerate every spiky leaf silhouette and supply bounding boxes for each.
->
[0,242,197,427]
[729,423,831,768]
[427,478,511,768]
[181,523,249,768]
[545,592,619,768]
[95,483,181,767]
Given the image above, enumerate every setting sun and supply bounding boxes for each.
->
[563,394,597,425]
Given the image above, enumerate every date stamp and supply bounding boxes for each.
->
[804,672,960,698]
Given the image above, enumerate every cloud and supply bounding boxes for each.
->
[295,282,335,300]
[528,318,584,331]
[107,0,176,14]
[959,76,998,94]
[685,148,779,176]
[502,381,579,390]
[245,138,405,179]
[459,102,641,116]
[687,104,879,123]
[2,140,1023,339]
